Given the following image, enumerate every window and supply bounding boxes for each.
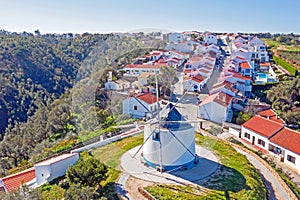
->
[244,132,250,139]
[287,155,296,164]
[152,131,160,141]
[134,105,138,110]
[258,139,265,147]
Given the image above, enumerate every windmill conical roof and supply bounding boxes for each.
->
[159,103,192,130]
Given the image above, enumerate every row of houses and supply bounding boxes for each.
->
[124,50,188,76]
[230,36,277,84]
[107,32,221,120]
[238,109,300,174]
[198,35,278,124]
[167,31,218,52]
[182,54,217,92]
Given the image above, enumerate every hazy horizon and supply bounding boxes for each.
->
[1,0,300,34]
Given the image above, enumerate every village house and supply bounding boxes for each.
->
[183,74,207,92]
[0,153,79,192]
[239,110,300,174]
[122,93,162,119]
[198,91,233,124]
[269,128,300,173]
[204,32,218,45]
[241,115,284,153]
[124,63,165,76]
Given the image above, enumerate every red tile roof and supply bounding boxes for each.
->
[242,115,284,138]
[190,74,206,83]
[125,63,166,69]
[136,93,161,105]
[189,56,202,62]
[269,127,300,155]
[184,69,191,73]
[236,56,246,60]
[258,109,285,124]
[260,62,271,67]
[199,69,210,74]
[258,109,276,117]
[240,62,251,69]
[269,116,285,124]
[1,167,35,192]
[213,92,233,107]
[200,92,233,107]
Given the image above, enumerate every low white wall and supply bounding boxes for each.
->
[229,127,240,138]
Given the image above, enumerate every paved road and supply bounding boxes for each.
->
[235,148,292,200]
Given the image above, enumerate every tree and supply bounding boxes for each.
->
[66,157,108,188]
[64,183,99,200]
[158,66,179,99]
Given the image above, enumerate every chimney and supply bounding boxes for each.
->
[108,71,112,82]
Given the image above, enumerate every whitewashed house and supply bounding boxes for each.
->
[269,128,300,174]
[166,41,198,53]
[105,79,130,91]
[169,32,185,43]
[210,81,238,97]
[204,32,218,45]
[104,71,130,91]
[183,74,207,92]
[198,91,233,124]
[241,115,284,152]
[240,112,300,174]
[122,93,162,118]
[124,63,165,76]
[239,61,254,77]
[34,153,79,187]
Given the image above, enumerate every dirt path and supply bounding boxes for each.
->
[125,176,155,200]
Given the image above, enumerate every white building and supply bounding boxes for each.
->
[122,93,162,118]
[198,91,233,124]
[138,72,155,87]
[183,74,207,92]
[105,79,130,91]
[269,128,300,174]
[241,115,284,152]
[168,32,185,43]
[143,103,196,171]
[34,153,79,187]
[239,112,300,174]
[166,41,198,53]
[210,81,238,97]
[124,63,165,76]
[204,32,218,45]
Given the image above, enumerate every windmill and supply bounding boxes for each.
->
[132,74,199,172]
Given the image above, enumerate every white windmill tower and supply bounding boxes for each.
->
[133,102,199,172]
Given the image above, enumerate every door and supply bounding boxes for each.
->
[252,136,255,145]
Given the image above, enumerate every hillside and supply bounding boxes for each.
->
[0,32,110,134]
[0,31,166,176]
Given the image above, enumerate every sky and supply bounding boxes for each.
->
[1,0,300,34]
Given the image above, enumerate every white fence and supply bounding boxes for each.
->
[71,129,143,153]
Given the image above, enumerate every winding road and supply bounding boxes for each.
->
[235,148,292,200]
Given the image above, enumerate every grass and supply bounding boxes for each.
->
[145,134,267,200]
[276,170,300,199]
[92,133,144,168]
[262,38,300,51]
[273,55,298,76]
[146,185,225,200]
